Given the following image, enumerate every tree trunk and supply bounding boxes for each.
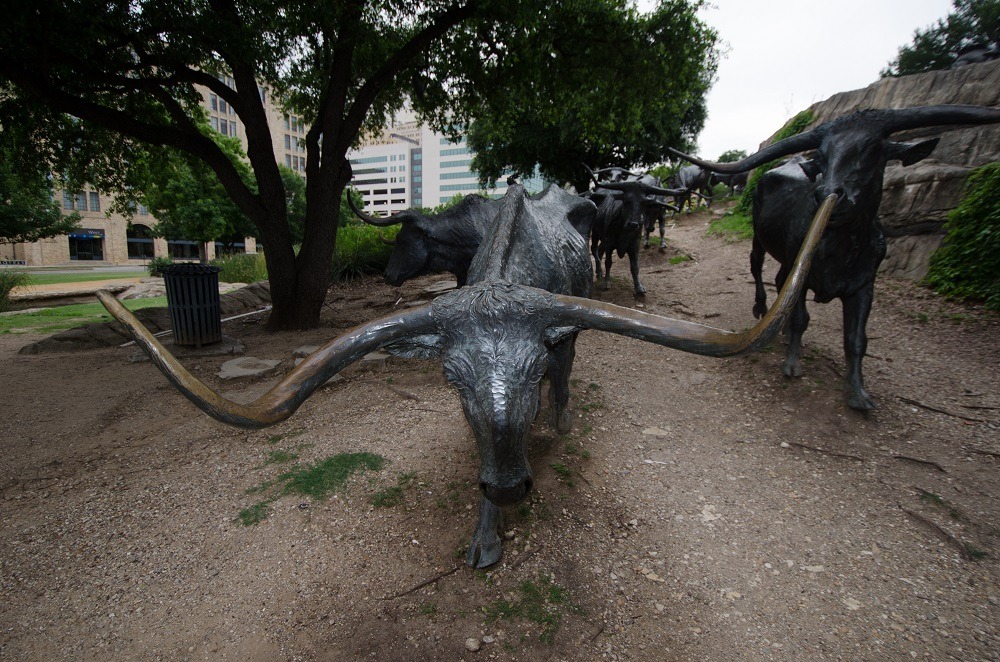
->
[262,178,343,331]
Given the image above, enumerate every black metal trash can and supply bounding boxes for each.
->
[162,263,222,347]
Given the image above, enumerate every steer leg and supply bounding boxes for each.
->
[592,236,604,281]
[467,496,503,568]
[842,284,877,411]
[750,236,768,319]
[546,335,577,434]
[775,265,810,379]
[627,237,646,295]
[602,246,614,291]
[658,217,668,250]
[642,223,652,249]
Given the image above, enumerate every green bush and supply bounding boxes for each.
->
[147,256,173,277]
[733,110,815,218]
[331,222,400,282]
[0,269,30,313]
[925,162,1000,309]
[212,251,268,284]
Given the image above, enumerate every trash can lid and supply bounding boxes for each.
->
[161,263,222,275]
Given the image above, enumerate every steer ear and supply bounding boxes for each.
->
[797,158,822,182]
[888,138,939,166]
[384,333,446,359]
[543,326,578,347]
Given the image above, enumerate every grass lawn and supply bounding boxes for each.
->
[25,271,147,286]
[0,296,167,335]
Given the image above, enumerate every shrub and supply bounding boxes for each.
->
[733,109,814,218]
[147,256,173,277]
[212,251,268,284]
[0,269,30,313]
[925,162,1000,309]
[330,222,400,282]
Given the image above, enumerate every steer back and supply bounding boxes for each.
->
[349,193,503,286]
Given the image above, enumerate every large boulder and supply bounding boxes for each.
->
[763,60,1000,280]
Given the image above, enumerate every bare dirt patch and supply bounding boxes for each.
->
[2,206,998,661]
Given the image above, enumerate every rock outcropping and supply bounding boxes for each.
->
[765,60,1000,280]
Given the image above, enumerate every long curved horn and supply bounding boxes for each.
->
[594,166,640,179]
[378,233,397,246]
[879,104,1000,135]
[594,180,687,198]
[551,195,836,354]
[97,292,436,428]
[347,192,414,227]
[668,124,823,174]
[582,163,601,187]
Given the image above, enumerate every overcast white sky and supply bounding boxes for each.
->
[645,0,956,160]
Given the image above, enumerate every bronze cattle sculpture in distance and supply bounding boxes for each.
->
[100,184,835,568]
[670,104,1000,410]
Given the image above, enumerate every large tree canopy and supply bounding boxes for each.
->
[0,130,80,244]
[0,0,718,329]
[882,0,1000,77]
[454,1,717,191]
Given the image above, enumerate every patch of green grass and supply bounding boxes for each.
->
[372,485,405,507]
[238,452,387,525]
[0,296,168,334]
[25,271,146,286]
[669,254,692,265]
[919,490,964,520]
[580,402,600,412]
[279,453,386,500]
[563,441,579,456]
[418,602,438,617]
[965,544,988,560]
[581,449,591,460]
[266,429,306,445]
[372,471,418,508]
[238,501,272,526]
[706,211,754,242]
[550,463,574,486]
[263,450,298,466]
[483,576,578,644]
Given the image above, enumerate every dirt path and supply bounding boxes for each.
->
[2,207,998,661]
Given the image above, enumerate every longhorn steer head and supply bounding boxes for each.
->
[98,196,835,564]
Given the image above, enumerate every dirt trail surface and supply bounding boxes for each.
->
[2,206,998,661]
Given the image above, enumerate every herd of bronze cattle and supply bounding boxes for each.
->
[101,103,999,567]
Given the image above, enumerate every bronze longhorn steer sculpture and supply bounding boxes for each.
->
[670,104,1000,411]
[100,184,834,568]
[584,165,683,294]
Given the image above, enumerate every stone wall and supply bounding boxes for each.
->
[764,60,1000,280]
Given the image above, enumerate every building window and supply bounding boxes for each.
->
[62,191,73,210]
[219,98,228,113]
[139,205,149,216]
[284,134,291,149]
[440,147,471,157]
[283,114,290,130]
[89,192,100,212]
[211,116,219,132]
[285,154,292,167]
[441,159,472,168]
[127,224,155,259]
[68,229,105,260]
[167,239,199,260]
[230,122,236,137]
[75,192,88,211]
[210,94,218,111]
[220,118,228,135]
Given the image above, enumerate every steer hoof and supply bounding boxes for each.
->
[846,387,877,411]
[600,280,611,291]
[549,407,573,434]
[752,302,767,319]
[634,285,647,296]
[781,359,803,378]
[466,530,503,569]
